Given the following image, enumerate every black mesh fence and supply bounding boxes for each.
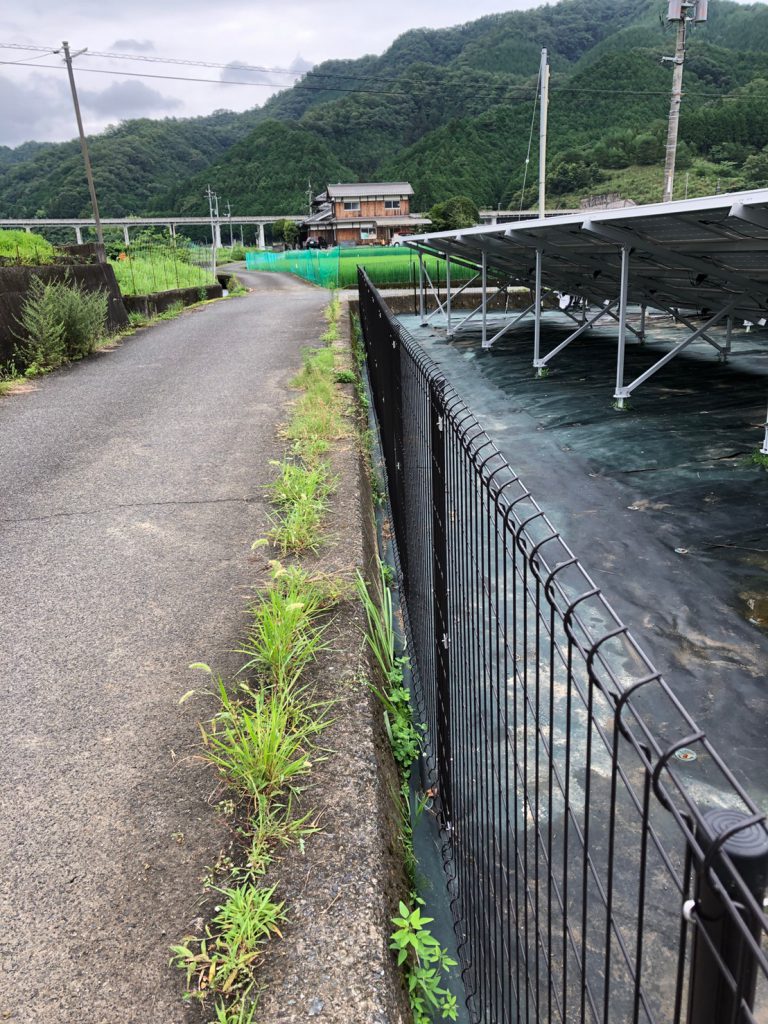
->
[358,268,768,1024]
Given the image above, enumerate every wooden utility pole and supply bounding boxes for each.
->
[539,47,550,217]
[59,41,105,261]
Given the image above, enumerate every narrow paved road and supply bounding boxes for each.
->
[0,275,327,1022]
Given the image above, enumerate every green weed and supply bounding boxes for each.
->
[390,899,458,1023]
[13,274,109,370]
[267,459,335,554]
[750,450,768,469]
[157,300,185,320]
[239,563,334,691]
[171,882,284,1008]
[201,678,324,803]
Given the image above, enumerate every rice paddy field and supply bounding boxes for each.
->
[245,246,477,290]
[110,243,214,296]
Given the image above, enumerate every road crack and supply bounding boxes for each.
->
[0,495,261,526]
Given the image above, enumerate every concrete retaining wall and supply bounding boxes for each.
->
[0,263,128,365]
[122,283,223,318]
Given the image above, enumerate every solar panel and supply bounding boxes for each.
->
[403,190,768,322]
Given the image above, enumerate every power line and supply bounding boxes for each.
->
[0,44,745,102]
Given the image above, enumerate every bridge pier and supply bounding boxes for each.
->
[168,224,176,240]
[258,223,265,249]
[25,226,31,233]
[214,222,223,249]
[75,227,83,245]
[123,225,130,246]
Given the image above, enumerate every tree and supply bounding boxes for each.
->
[427,195,479,232]
[272,219,299,246]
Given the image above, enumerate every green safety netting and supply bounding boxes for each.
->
[244,246,475,290]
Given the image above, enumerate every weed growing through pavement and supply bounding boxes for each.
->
[174,297,355,1024]
[355,563,457,1022]
[174,564,339,1019]
[266,460,336,555]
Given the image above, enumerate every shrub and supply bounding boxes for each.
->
[56,280,108,359]
[14,274,108,370]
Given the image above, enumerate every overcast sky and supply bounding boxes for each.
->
[0,0,544,148]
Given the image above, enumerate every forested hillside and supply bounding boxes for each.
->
[2,0,768,218]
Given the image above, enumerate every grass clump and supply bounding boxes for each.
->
[750,450,768,469]
[175,563,340,1020]
[171,882,285,1012]
[267,459,335,555]
[239,563,334,690]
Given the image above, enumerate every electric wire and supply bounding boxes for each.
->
[0,41,742,99]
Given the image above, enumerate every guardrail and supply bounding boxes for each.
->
[358,267,768,1024]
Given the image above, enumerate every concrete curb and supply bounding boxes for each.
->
[252,301,409,1023]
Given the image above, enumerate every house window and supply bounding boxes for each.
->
[384,199,401,210]
[343,200,360,211]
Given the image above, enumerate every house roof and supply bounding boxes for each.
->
[306,215,431,231]
[325,182,414,199]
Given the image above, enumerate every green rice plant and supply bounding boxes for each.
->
[171,881,285,1006]
[267,458,336,555]
[110,243,212,296]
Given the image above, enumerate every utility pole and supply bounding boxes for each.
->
[662,0,707,203]
[205,185,217,281]
[538,47,550,218]
[58,41,105,261]
[307,178,313,215]
[225,200,233,246]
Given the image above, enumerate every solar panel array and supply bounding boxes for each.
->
[404,190,768,323]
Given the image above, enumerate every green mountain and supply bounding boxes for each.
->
[2,0,768,219]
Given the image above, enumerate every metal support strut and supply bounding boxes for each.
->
[614,246,631,409]
[418,252,426,324]
[534,248,543,373]
[614,299,737,403]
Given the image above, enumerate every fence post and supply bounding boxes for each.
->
[687,809,768,1024]
[430,376,452,824]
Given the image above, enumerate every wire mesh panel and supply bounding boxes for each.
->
[358,269,768,1024]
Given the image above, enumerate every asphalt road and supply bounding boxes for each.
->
[0,274,327,1022]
